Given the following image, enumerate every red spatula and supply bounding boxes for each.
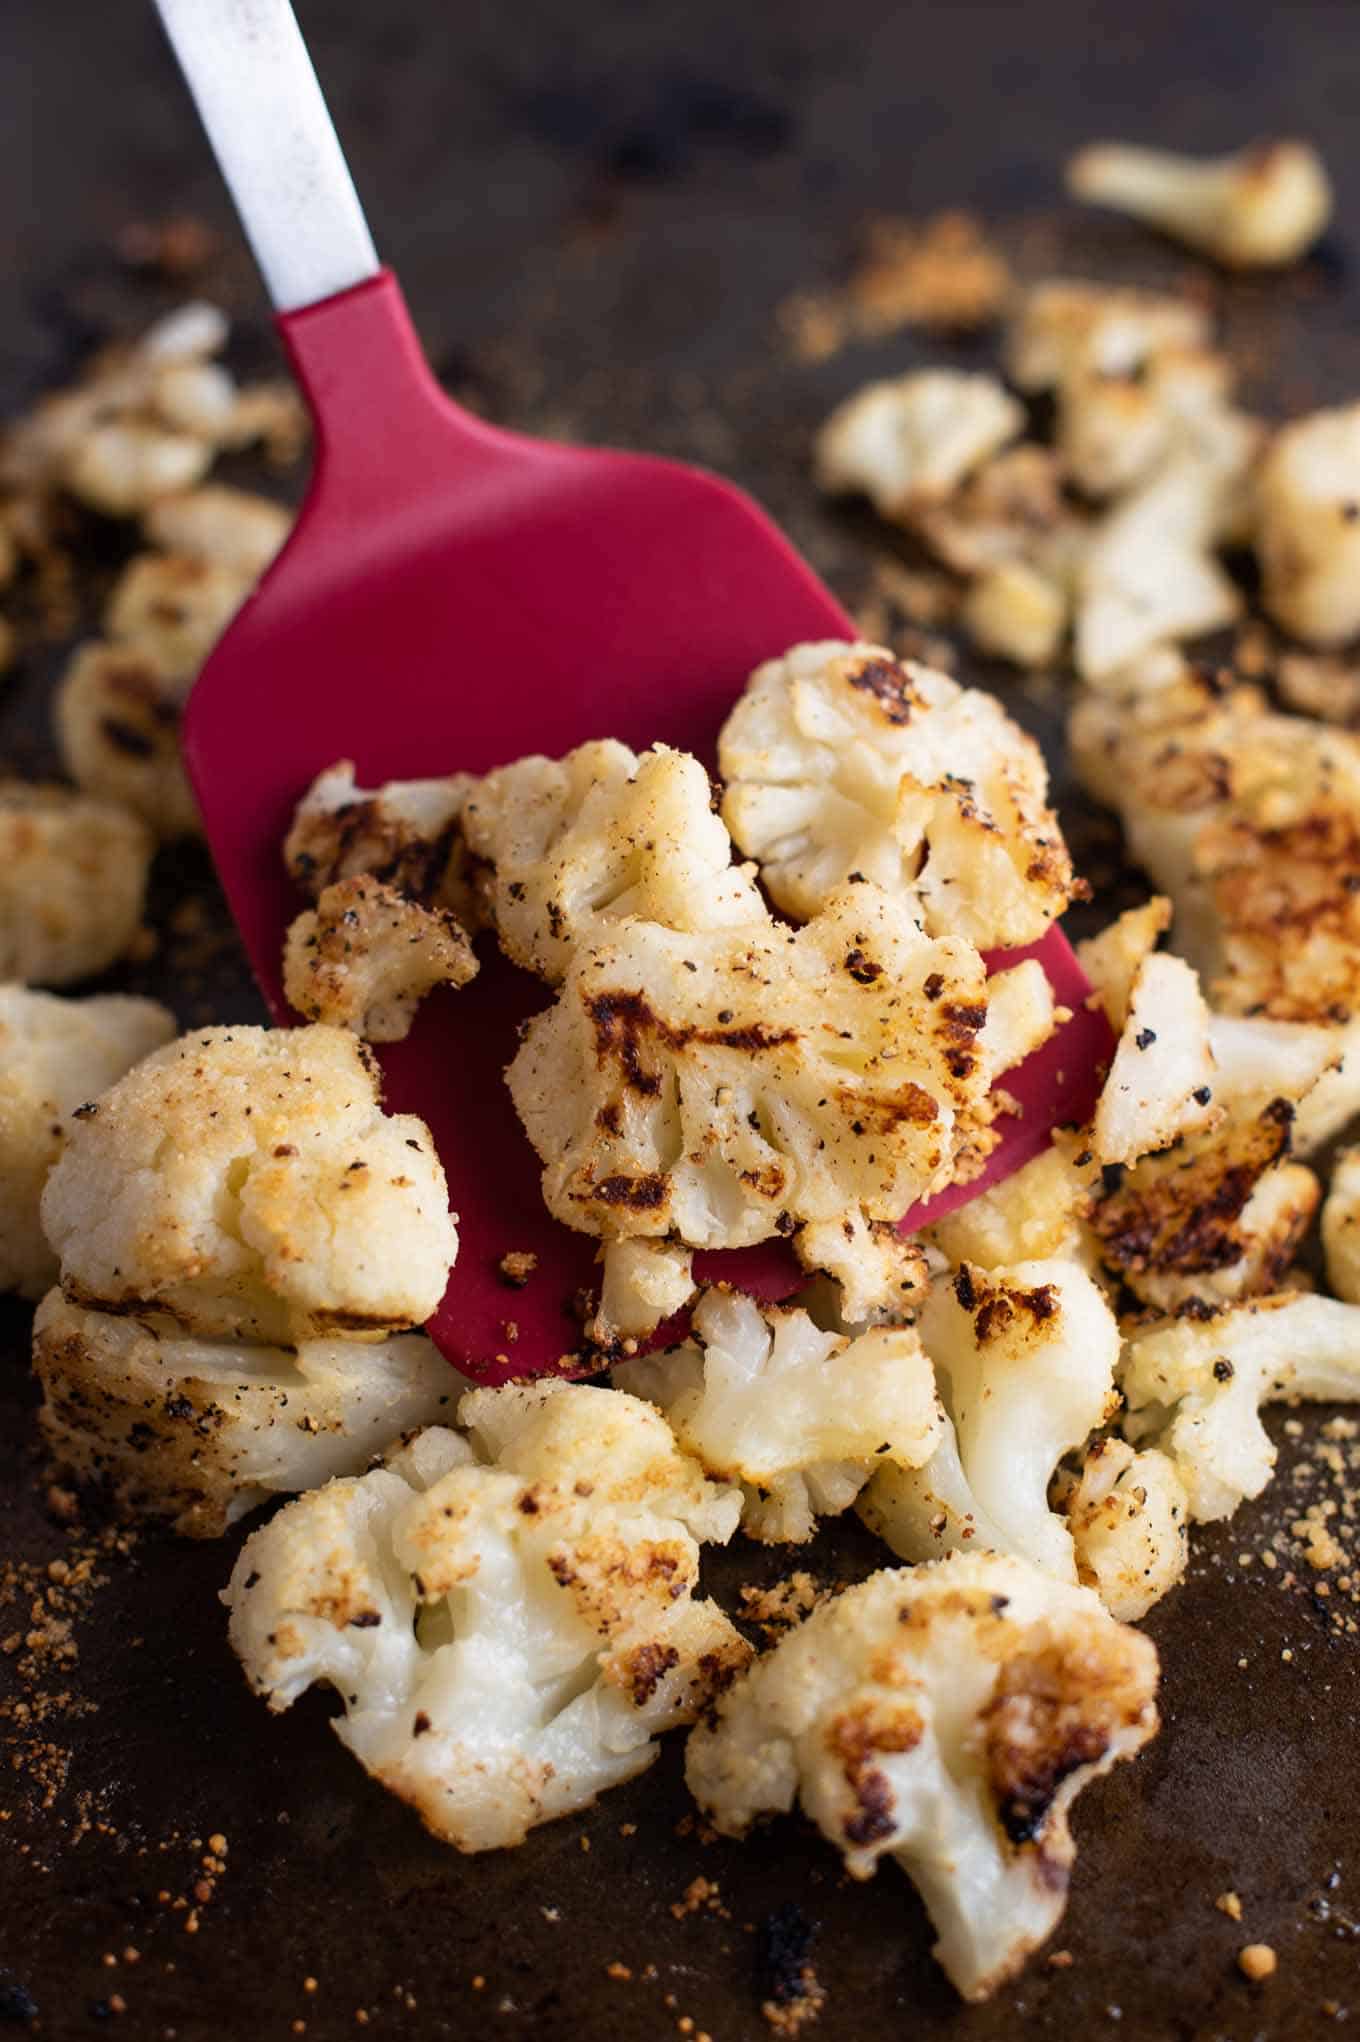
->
[155,0,1111,1380]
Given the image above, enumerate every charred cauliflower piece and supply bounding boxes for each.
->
[41,1025,457,1345]
[225,1385,748,1851]
[1077,898,1173,1032]
[283,876,478,1043]
[0,782,152,986]
[0,987,174,1299]
[462,741,764,984]
[1255,404,1360,647]
[1052,1438,1189,1621]
[32,1291,457,1537]
[614,1287,942,1544]
[685,1551,1160,2002]
[718,642,1077,945]
[858,1260,1120,1582]
[926,1143,1101,1283]
[1092,950,1219,1165]
[1121,1292,1360,1520]
[507,883,1054,1261]
[285,761,479,927]
[814,370,1023,520]
[1067,139,1332,268]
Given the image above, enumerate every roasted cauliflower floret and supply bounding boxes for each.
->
[142,484,291,576]
[0,987,174,1298]
[717,642,1077,945]
[1006,280,1211,396]
[462,741,764,984]
[926,1142,1101,1282]
[1322,1146,1360,1303]
[507,884,1054,1260]
[283,876,478,1043]
[1057,345,1236,503]
[1255,404,1360,647]
[908,443,1079,578]
[685,1551,1160,2002]
[1121,1292,1360,1520]
[284,760,479,927]
[614,1287,943,1544]
[960,561,1067,669]
[794,1207,929,1325]
[1052,1438,1189,1621]
[1067,139,1332,268]
[41,1025,457,1345]
[858,1260,1120,1582]
[1077,897,1173,1031]
[1091,951,1219,1166]
[225,1384,748,1851]
[0,782,152,986]
[591,1238,696,1348]
[55,640,199,838]
[814,370,1023,519]
[32,1290,457,1538]
[1207,1010,1360,1155]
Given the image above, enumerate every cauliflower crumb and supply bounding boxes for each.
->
[718,642,1077,945]
[614,1287,942,1543]
[462,741,764,984]
[815,370,1023,520]
[858,1259,1120,1583]
[32,1290,458,1537]
[225,1384,748,1850]
[41,1024,458,1345]
[1068,140,1331,268]
[0,781,153,986]
[0,986,174,1299]
[1052,1437,1188,1621]
[685,1551,1159,2002]
[283,876,478,1042]
[1238,1943,1277,1982]
[285,761,480,927]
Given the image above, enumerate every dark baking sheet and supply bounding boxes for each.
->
[4,2,1360,2036]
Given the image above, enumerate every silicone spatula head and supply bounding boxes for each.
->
[155,0,1113,1381]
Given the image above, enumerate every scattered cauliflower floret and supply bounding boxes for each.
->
[56,639,201,839]
[794,1207,929,1326]
[908,444,1080,578]
[0,782,152,986]
[1091,951,1219,1166]
[960,561,1067,669]
[1121,1291,1360,1520]
[284,760,479,927]
[859,1260,1119,1581]
[1052,1438,1189,1621]
[283,876,478,1043]
[1207,1009,1360,1155]
[65,423,213,518]
[461,742,764,985]
[32,1290,458,1538]
[926,1142,1101,1282]
[591,1238,695,1348]
[507,884,1054,1262]
[142,484,291,576]
[718,642,1077,945]
[614,1287,942,1544]
[1077,897,1173,1031]
[1006,280,1211,396]
[1057,345,1235,502]
[0,987,174,1299]
[815,370,1023,519]
[1255,404,1360,647]
[41,1025,457,1345]
[1321,1146,1360,1303]
[1067,139,1332,268]
[225,1384,747,1851]
[685,1551,1159,2002]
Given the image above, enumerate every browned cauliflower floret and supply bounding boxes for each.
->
[55,638,200,839]
[41,1025,458,1345]
[225,1384,748,1850]
[0,782,152,985]
[926,1141,1102,1283]
[685,1552,1160,2001]
[1091,950,1219,1165]
[718,642,1077,945]
[1067,139,1332,268]
[815,370,1023,520]
[462,741,764,984]
[0,986,175,1298]
[1006,280,1211,397]
[1254,404,1360,647]
[284,761,479,927]
[142,484,291,577]
[1052,1438,1189,1621]
[32,1290,458,1537]
[507,884,1054,1291]
[283,876,479,1043]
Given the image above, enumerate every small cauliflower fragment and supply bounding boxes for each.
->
[142,484,291,577]
[1006,280,1211,395]
[1321,1146,1360,1303]
[614,1287,942,1544]
[0,782,152,986]
[1207,1010,1360,1155]
[592,1238,696,1348]
[685,1551,1159,2002]
[1255,404,1360,647]
[32,1290,458,1537]
[858,1260,1120,1581]
[1068,139,1332,268]
[462,742,764,984]
[960,561,1067,669]
[926,1142,1100,1282]
[284,760,479,926]
[65,422,212,518]
[56,638,202,839]
[507,883,1054,1260]
[283,876,478,1043]
[1076,897,1173,1032]
[815,370,1023,519]
[794,1208,929,1326]
[909,443,1083,578]
[718,641,1077,944]
[1057,345,1235,503]
[225,1384,747,1850]
[0,986,175,1299]
[1121,1291,1360,1520]
[1052,1438,1189,1621]
[41,1024,457,1345]
[1091,951,1219,1165]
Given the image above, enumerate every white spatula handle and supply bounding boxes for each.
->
[152,0,379,313]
